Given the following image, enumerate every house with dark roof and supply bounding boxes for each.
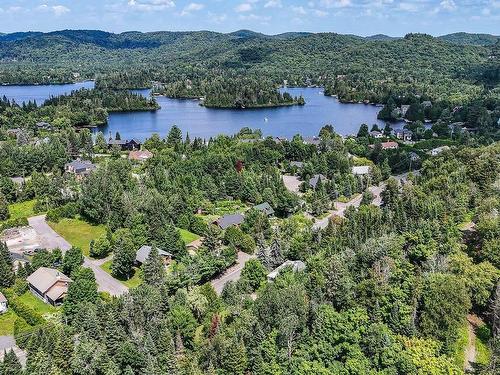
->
[254,202,275,217]
[107,139,141,151]
[65,159,96,178]
[26,267,72,306]
[309,174,327,189]
[214,213,245,230]
[135,245,172,266]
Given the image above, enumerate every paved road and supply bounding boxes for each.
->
[313,184,384,230]
[28,215,128,296]
[211,251,255,295]
[0,336,26,367]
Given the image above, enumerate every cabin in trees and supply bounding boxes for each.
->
[135,245,172,266]
[267,260,306,282]
[352,166,371,176]
[396,130,413,142]
[309,174,327,189]
[253,202,275,217]
[26,267,72,306]
[0,292,7,313]
[370,131,384,139]
[380,141,399,150]
[107,138,142,151]
[65,159,97,178]
[214,213,245,230]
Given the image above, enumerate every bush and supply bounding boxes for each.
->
[0,217,29,232]
[12,278,28,295]
[46,202,79,223]
[8,296,45,326]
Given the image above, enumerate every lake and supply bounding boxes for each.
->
[0,82,402,140]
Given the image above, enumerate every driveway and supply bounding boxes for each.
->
[211,251,255,295]
[27,215,128,296]
[313,184,385,230]
[0,336,26,367]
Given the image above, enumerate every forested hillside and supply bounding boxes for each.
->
[0,30,497,104]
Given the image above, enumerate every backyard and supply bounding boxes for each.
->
[0,310,17,336]
[178,228,200,244]
[0,200,38,224]
[101,260,142,289]
[48,218,106,256]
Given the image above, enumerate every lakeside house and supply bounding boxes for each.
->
[253,202,275,217]
[26,267,72,306]
[214,213,245,230]
[129,150,153,162]
[352,166,371,176]
[309,174,327,189]
[396,130,413,142]
[107,138,141,151]
[0,292,7,313]
[135,245,172,266]
[267,260,306,282]
[370,130,383,139]
[65,159,96,175]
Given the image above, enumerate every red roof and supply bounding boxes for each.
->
[381,141,399,149]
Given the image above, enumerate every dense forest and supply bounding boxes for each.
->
[0,125,499,374]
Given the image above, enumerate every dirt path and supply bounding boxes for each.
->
[211,251,255,295]
[465,314,479,373]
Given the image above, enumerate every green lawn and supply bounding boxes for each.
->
[17,291,58,315]
[3,199,37,222]
[475,322,492,365]
[101,260,142,288]
[451,325,468,369]
[178,228,200,244]
[0,310,18,335]
[48,218,106,257]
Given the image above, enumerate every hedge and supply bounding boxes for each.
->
[0,217,29,232]
[3,289,45,326]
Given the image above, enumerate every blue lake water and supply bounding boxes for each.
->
[0,82,402,140]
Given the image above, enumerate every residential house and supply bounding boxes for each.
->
[290,161,304,169]
[370,131,383,139]
[26,267,72,306]
[303,136,321,147]
[135,245,172,266]
[65,159,97,178]
[309,174,327,189]
[352,166,371,176]
[107,138,142,151]
[274,137,287,144]
[380,141,399,150]
[429,146,450,156]
[129,150,153,162]
[422,101,432,108]
[396,130,413,141]
[214,213,245,230]
[36,122,52,130]
[267,260,306,281]
[253,202,275,217]
[409,152,421,162]
[0,292,7,313]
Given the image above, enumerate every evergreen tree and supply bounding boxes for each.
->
[63,268,99,323]
[143,247,166,287]
[2,349,22,375]
[0,242,15,288]
[111,229,136,279]
[62,246,84,277]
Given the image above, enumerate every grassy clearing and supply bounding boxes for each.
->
[451,325,468,369]
[101,260,142,289]
[475,323,491,365]
[3,200,37,222]
[178,228,200,244]
[48,218,106,257]
[18,291,58,315]
[0,310,18,335]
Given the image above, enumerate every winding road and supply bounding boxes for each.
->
[211,251,255,295]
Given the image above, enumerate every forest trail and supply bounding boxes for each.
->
[464,314,479,373]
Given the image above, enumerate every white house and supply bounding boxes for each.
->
[267,260,306,282]
[0,292,8,313]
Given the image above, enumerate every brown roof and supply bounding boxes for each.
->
[381,141,399,149]
[27,267,71,294]
[45,284,68,302]
[129,150,153,161]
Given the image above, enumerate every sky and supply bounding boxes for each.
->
[0,0,498,37]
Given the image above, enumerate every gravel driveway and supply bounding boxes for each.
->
[211,251,255,295]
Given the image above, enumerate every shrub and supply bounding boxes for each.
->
[0,217,29,232]
[8,296,45,326]
[46,202,79,223]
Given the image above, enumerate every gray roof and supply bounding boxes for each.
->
[27,267,71,294]
[352,166,371,175]
[303,137,321,146]
[0,292,6,303]
[65,160,96,173]
[216,213,245,229]
[107,139,127,145]
[135,245,172,264]
[254,202,275,216]
[309,174,326,188]
[268,260,306,280]
[290,161,304,168]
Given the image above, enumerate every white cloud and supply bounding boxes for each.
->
[314,9,328,17]
[208,11,227,23]
[235,3,252,12]
[264,0,282,8]
[439,0,456,11]
[239,13,271,22]
[319,0,351,8]
[482,8,491,15]
[292,6,307,15]
[36,4,70,16]
[128,0,175,12]
[398,2,418,12]
[181,2,204,16]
